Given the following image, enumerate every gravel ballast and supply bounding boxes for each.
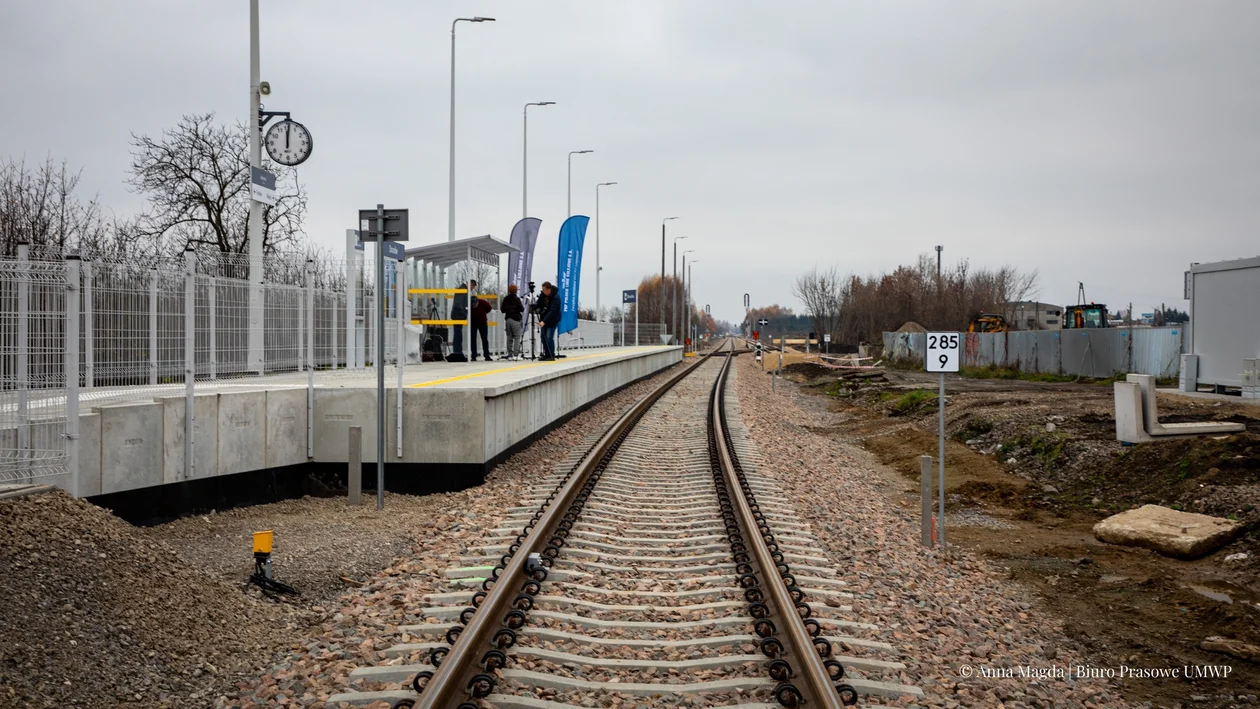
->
[0,490,305,708]
[733,356,1130,707]
[218,363,684,708]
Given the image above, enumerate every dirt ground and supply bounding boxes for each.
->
[781,363,1260,708]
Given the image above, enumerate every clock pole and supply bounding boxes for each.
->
[247,0,264,374]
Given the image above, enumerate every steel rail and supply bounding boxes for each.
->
[711,345,845,708]
[411,346,724,708]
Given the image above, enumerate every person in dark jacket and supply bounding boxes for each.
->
[501,284,525,360]
[449,282,469,357]
[470,290,493,361]
[539,281,562,360]
[531,286,550,359]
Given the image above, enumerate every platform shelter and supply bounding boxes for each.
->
[404,235,517,360]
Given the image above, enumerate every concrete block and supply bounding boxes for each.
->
[1114,382,1153,443]
[161,394,219,484]
[1126,373,1244,437]
[218,391,266,476]
[1179,354,1198,392]
[100,402,163,494]
[391,388,484,464]
[265,388,308,468]
[313,389,377,463]
[1126,374,1159,432]
[1094,504,1244,560]
[77,412,101,497]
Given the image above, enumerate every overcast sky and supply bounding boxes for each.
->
[3,1,1258,324]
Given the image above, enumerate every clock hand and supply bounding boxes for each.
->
[285,123,290,149]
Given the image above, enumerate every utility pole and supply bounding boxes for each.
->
[660,217,678,341]
[247,0,264,374]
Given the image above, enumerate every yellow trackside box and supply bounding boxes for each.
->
[253,530,274,554]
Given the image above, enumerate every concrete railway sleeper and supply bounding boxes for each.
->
[328,341,922,708]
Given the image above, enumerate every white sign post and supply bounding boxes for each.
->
[925,332,960,546]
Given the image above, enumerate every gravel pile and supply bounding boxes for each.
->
[0,490,305,708]
[147,493,475,606]
[732,358,1131,708]
[221,363,683,708]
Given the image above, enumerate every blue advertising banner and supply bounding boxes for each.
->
[556,215,589,335]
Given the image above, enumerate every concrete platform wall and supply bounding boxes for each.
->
[65,348,680,499]
[483,348,680,460]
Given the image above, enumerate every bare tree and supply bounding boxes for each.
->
[0,156,139,258]
[127,113,306,256]
[821,253,1039,345]
[792,266,845,343]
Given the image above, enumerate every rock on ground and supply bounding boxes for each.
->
[1093,504,1243,560]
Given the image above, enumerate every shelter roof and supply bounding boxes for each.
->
[403,235,518,268]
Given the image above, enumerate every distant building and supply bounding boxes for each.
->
[1004,301,1064,330]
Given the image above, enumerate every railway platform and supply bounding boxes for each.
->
[79,346,681,519]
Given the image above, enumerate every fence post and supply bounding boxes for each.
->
[82,262,94,390]
[184,248,196,480]
[306,259,315,460]
[297,280,305,373]
[368,286,376,369]
[208,276,217,380]
[65,256,81,497]
[345,229,357,369]
[396,261,405,458]
[149,267,158,386]
[16,242,29,477]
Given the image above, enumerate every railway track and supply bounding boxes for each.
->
[330,342,922,708]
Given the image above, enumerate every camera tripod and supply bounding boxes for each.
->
[526,294,539,360]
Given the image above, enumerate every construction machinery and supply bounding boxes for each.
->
[1063,283,1109,329]
[967,312,1009,333]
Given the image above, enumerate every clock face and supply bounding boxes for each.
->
[264,120,313,166]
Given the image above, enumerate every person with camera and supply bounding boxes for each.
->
[538,281,562,361]
[501,283,525,361]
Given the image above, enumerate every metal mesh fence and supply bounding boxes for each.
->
[0,258,68,482]
[0,244,664,492]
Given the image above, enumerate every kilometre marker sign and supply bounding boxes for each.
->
[925,332,961,373]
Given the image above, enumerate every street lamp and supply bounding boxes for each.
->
[448,16,495,242]
[681,249,695,343]
[661,217,678,340]
[567,150,593,217]
[687,261,699,352]
[595,181,617,321]
[672,235,689,344]
[521,101,555,219]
